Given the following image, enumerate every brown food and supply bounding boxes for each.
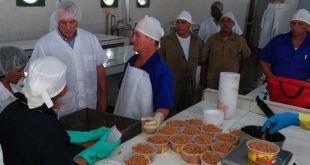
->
[158,127,178,135]
[201,124,222,133]
[201,152,222,164]
[216,133,237,144]
[249,141,278,153]
[194,134,215,145]
[132,143,156,154]
[147,135,168,144]
[182,127,201,135]
[212,142,234,154]
[125,155,150,165]
[186,119,203,128]
[170,134,191,144]
[229,129,242,137]
[167,120,186,128]
[182,144,204,154]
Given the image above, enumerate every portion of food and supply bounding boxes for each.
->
[182,126,201,136]
[212,142,234,154]
[186,119,203,128]
[125,155,150,165]
[201,152,223,165]
[215,133,238,145]
[147,135,169,144]
[194,134,215,145]
[229,129,242,137]
[170,134,191,153]
[166,120,186,129]
[248,140,279,153]
[201,124,222,134]
[247,140,280,165]
[182,144,204,164]
[158,126,178,136]
[132,143,156,154]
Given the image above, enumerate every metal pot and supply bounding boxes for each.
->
[240,125,285,148]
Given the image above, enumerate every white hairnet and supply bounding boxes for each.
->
[55,0,82,23]
[176,10,193,24]
[135,15,164,41]
[220,11,236,23]
[212,1,224,13]
[23,56,67,109]
[291,9,310,25]
[0,46,29,77]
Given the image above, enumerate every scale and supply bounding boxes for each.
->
[222,141,293,165]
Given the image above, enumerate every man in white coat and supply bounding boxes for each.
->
[198,1,243,43]
[30,1,108,116]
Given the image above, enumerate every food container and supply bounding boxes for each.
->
[146,134,169,154]
[186,119,204,129]
[131,143,157,161]
[201,124,222,136]
[181,126,201,137]
[193,134,215,148]
[124,154,151,165]
[157,126,178,138]
[246,139,280,165]
[214,132,238,145]
[241,125,285,147]
[181,144,205,164]
[228,128,242,138]
[201,151,224,165]
[211,142,234,155]
[166,120,187,130]
[169,134,191,153]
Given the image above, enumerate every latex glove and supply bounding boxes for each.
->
[75,129,121,165]
[262,112,300,134]
[141,112,163,134]
[67,126,110,144]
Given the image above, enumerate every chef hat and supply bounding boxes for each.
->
[220,11,236,24]
[211,1,224,13]
[55,0,82,22]
[176,10,193,24]
[0,46,28,77]
[23,56,67,109]
[135,15,164,41]
[291,9,310,25]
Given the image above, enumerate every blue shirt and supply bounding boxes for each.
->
[259,32,310,80]
[124,51,174,112]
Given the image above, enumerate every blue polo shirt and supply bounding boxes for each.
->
[123,51,174,112]
[259,32,310,80]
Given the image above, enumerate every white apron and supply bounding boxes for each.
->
[114,65,153,120]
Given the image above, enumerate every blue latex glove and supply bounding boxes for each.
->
[75,129,121,165]
[67,126,110,144]
[262,112,300,134]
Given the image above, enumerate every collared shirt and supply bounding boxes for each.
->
[125,51,174,111]
[57,29,76,49]
[260,32,310,80]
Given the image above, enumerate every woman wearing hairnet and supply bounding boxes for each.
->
[0,46,28,112]
[0,56,119,165]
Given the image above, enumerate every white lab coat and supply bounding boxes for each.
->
[0,82,16,113]
[30,29,108,117]
[198,17,243,42]
[114,65,153,120]
[49,11,57,32]
[258,3,291,49]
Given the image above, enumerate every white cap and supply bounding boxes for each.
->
[176,10,193,24]
[23,56,67,109]
[291,9,310,25]
[135,15,164,41]
[55,1,82,22]
[220,11,236,23]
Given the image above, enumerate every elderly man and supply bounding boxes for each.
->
[114,15,173,133]
[30,1,108,116]
[160,10,204,114]
[0,46,28,112]
[201,11,251,89]
[260,9,310,81]
[198,1,242,43]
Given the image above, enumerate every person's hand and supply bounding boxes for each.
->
[67,126,110,144]
[262,112,300,134]
[75,130,121,165]
[141,113,163,134]
[97,96,107,112]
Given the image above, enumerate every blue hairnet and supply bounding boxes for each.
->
[0,46,29,77]
[55,1,82,23]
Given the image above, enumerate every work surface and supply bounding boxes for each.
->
[95,89,310,165]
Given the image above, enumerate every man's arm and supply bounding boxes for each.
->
[97,65,107,112]
[260,60,274,78]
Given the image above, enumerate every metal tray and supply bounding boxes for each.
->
[59,108,141,143]
[222,141,292,165]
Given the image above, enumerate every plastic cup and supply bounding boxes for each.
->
[181,143,205,164]
[146,134,169,154]
[214,132,238,145]
[124,154,151,165]
[201,151,224,165]
[131,143,157,161]
[203,109,224,127]
[246,139,280,165]
[169,134,191,153]
[106,125,122,143]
